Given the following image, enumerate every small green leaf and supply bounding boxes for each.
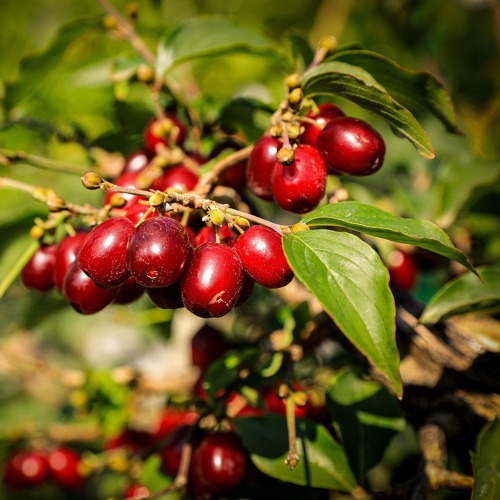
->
[160,16,281,72]
[420,265,500,324]
[472,419,500,500]
[233,414,357,491]
[327,371,405,477]
[301,201,476,274]
[282,230,401,397]
[4,18,102,111]
[329,50,460,133]
[301,61,435,158]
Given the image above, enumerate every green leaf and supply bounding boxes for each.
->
[301,61,435,158]
[329,50,460,133]
[420,265,500,324]
[472,419,500,500]
[160,16,281,73]
[138,455,175,495]
[233,414,357,492]
[301,201,476,274]
[282,230,401,397]
[327,371,405,477]
[4,18,102,111]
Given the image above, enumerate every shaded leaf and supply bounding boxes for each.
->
[4,18,102,111]
[301,201,476,274]
[282,230,401,397]
[160,16,281,72]
[330,50,460,133]
[472,419,500,500]
[233,414,357,491]
[301,61,435,158]
[420,265,500,324]
[327,371,405,477]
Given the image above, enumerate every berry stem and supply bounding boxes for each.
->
[284,396,300,471]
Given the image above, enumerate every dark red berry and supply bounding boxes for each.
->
[152,165,199,192]
[159,425,194,477]
[21,244,57,292]
[222,236,255,305]
[127,217,191,288]
[63,260,117,314]
[194,225,234,247]
[154,408,199,439]
[211,139,248,191]
[272,144,326,214]
[3,450,49,488]
[234,226,293,289]
[124,203,158,225]
[145,281,184,309]
[188,432,247,497]
[316,116,385,175]
[53,232,88,292]
[77,217,135,288]
[114,276,144,305]
[246,136,280,201]
[263,385,325,420]
[388,250,417,290]
[47,447,83,490]
[181,243,243,318]
[125,483,150,499]
[191,325,227,370]
[301,102,345,146]
[103,172,147,210]
[144,112,185,152]
[121,149,152,175]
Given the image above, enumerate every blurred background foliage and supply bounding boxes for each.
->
[0,0,499,498]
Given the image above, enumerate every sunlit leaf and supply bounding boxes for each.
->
[472,419,500,500]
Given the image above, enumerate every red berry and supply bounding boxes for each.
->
[114,276,144,305]
[145,281,184,309]
[154,408,199,439]
[21,244,57,292]
[263,386,325,420]
[77,217,135,288]
[181,243,243,318]
[188,432,247,497]
[63,260,117,314]
[246,136,280,201]
[152,165,199,192]
[301,102,345,146]
[103,172,147,210]
[191,325,227,370]
[53,232,88,292]
[144,112,185,152]
[272,144,326,214]
[234,226,293,289]
[125,483,150,499]
[47,447,83,490]
[194,225,234,247]
[388,250,417,290]
[124,203,158,225]
[121,149,151,175]
[316,116,385,175]
[127,217,191,288]
[3,450,49,488]
[159,425,194,477]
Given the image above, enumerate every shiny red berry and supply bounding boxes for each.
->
[301,102,345,146]
[125,483,150,499]
[159,425,194,477]
[124,203,158,225]
[77,216,135,288]
[121,149,151,175]
[144,112,185,152]
[21,244,57,292]
[181,243,243,318]
[272,144,326,214]
[316,116,385,175]
[152,165,199,192]
[191,325,227,370]
[246,136,280,201]
[127,217,191,288]
[53,232,88,292]
[47,447,84,490]
[194,225,234,247]
[388,250,417,290]
[3,450,49,488]
[103,172,148,210]
[234,226,293,289]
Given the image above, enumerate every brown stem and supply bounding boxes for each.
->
[0,176,37,194]
[284,396,300,470]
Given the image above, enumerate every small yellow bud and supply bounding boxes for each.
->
[285,73,302,90]
[108,193,127,208]
[277,147,294,165]
[102,15,118,31]
[292,390,308,407]
[149,192,164,208]
[209,208,225,227]
[291,222,309,233]
[29,225,45,240]
[288,88,303,108]
[231,215,250,228]
[136,64,155,83]
[319,35,337,54]
[287,123,301,141]
[269,124,283,138]
[81,172,103,190]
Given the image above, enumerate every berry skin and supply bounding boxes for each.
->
[124,203,158,225]
[103,172,147,210]
[188,432,247,498]
[191,325,227,370]
[388,250,417,290]
[301,102,345,146]
[21,244,57,292]
[194,225,234,247]
[47,447,84,490]
[63,260,117,314]
[127,217,191,288]
[246,136,280,201]
[272,144,326,214]
[152,165,199,192]
[121,149,151,175]
[3,450,50,488]
[53,232,88,292]
[181,243,243,318]
[316,116,386,175]
[234,226,293,289]
[263,386,325,420]
[125,483,150,499]
[144,112,185,152]
[77,216,135,288]
[114,276,144,305]
[159,425,196,478]
[145,281,184,309]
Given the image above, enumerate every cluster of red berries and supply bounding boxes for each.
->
[3,446,83,491]
[247,102,386,213]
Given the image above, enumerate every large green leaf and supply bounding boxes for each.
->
[472,419,500,500]
[4,18,102,111]
[232,414,357,492]
[300,201,476,274]
[282,230,401,397]
[329,50,460,133]
[420,265,500,324]
[159,16,281,73]
[301,61,435,158]
[327,371,405,477]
